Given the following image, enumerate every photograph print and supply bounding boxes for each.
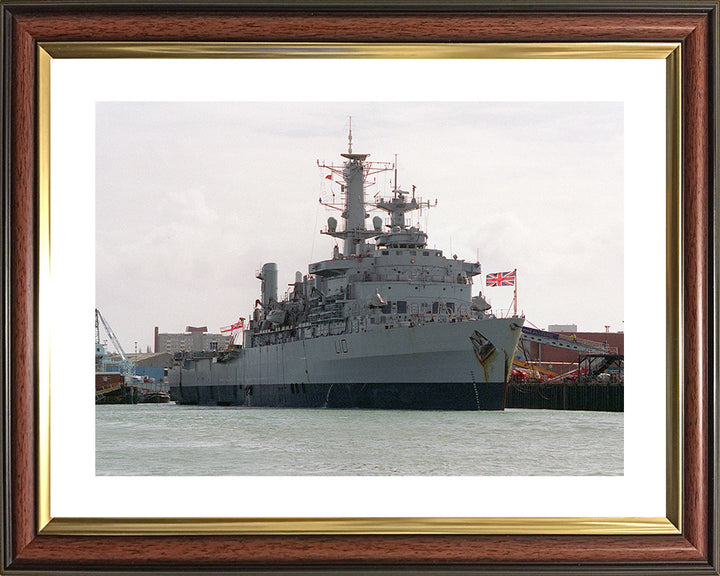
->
[95,101,623,476]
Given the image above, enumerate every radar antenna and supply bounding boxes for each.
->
[394,153,398,191]
[317,122,393,256]
[348,116,353,154]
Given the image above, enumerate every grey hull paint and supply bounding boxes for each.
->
[170,317,521,410]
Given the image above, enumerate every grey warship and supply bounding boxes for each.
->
[169,130,524,410]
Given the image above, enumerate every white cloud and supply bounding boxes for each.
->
[96,101,623,351]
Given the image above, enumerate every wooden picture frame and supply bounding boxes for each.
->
[2,1,717,573]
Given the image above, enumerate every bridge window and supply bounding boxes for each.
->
[432,302,439,314]
[381,301,392,314]
[447,302,455,313]
[397,301,407,314]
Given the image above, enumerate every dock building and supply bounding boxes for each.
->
[519,329,624,374]
[154,326,232,354]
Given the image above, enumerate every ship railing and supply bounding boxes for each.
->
[495,307,514,319]
[551,333,618,354]
[559,334,619,354]
[360,272,454,283]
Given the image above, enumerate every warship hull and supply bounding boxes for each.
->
[169,317,521,410]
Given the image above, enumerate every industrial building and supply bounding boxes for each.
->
[125,352,174,383]
[154,326,232,354]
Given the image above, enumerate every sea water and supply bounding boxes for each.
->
[95,405,623,476]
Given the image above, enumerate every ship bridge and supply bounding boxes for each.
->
[375,227,427,248]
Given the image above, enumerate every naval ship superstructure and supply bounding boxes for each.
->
[169,132,524,410]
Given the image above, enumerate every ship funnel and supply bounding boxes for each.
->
[260,262,278,308]
[372,216,383,231]
[327,216,337,233]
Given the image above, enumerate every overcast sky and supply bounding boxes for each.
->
[96,102,623,353]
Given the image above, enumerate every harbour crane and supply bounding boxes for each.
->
[95,308,135,376]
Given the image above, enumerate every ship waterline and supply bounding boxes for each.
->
[169,131,523,410]
[169,317,522,410]
[173,382,507,411]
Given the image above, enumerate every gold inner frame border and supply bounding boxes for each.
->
[36,41,682,536]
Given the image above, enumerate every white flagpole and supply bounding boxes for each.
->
[514,268,518,317]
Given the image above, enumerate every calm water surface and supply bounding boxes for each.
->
[96,405,623,476]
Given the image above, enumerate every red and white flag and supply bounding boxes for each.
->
[220,319,244,334]
[220,318,245,345]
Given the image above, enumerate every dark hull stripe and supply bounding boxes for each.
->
[170,382,506,411]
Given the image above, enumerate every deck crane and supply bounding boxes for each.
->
[95,308,135,376]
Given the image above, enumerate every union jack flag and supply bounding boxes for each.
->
[486,270,516,287]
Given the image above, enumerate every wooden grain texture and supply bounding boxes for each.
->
[681,9,710,560]
[3,3,716,573]
[9,534,707,568]
[10,14,37,562]
[12,12,706,42]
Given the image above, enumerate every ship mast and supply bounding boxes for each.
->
[376,155,436,232]
[318,120,392,256]
[339,123,370,256]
